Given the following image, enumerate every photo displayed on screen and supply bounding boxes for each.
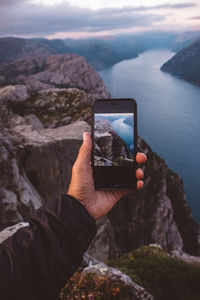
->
[94,113,134,166]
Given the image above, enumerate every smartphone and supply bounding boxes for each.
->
[92,98,137,189]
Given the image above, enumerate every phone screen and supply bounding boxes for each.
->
[94,113,134,167]
[92,98,137,189]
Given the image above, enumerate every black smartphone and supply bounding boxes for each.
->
[92,98,137,189]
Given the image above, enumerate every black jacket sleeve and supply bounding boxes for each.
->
[0,194,97,300]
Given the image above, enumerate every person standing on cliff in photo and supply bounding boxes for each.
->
[0,132,147,300]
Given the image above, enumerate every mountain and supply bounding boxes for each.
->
[0,53,110,98]
[63,32,178,70]
[171,31,200,52]
[123,115,133,126]
[1,32,199,74]
[0,35,199,258]
[63,38,139,70]
[161,38,200,86]
[33,38,69,54]
[0,37,57,65]
[63,31,200,70]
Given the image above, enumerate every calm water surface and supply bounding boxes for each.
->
[112,118,133,149]
[99,49,200,223]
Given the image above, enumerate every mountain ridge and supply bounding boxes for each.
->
[161,38,200,86]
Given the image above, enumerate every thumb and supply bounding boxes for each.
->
[76,132,92,166]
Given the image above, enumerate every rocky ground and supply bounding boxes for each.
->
[0,53,109,98]
[59,244,200,300]
[94,117,131,166]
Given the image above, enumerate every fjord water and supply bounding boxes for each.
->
[112,118,133,150]
[99,49,200,223]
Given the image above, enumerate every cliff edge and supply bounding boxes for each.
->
[161,38,200,86]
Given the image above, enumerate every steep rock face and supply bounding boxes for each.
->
[0,115,42,230]
[94,117,130,166]
[0,70,199,261]
[166,170,200,256]
[0,84,199,256]
[161,38,200,85]
[88,137,200,259]
[0,54,110,98]
[0,108,89,229]
[9,119,200,257]
[0,85,94,229]
[14,120,90,202]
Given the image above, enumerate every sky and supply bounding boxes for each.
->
[0,0,200,39]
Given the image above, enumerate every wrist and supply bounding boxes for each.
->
[67,192,97,221]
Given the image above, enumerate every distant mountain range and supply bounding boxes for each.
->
[0,31,200,72]
[161,38,200,86]
[0,32,200,87]
[63,31,200,70]
[0,37,56,65]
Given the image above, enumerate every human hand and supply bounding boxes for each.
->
[68,132,147,221]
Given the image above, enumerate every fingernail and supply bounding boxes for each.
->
[137,180,144,189]
[136,168,144,179]
[83,132,87,141]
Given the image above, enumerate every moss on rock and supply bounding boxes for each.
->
[59,268,133,300]
[108,246,200,300]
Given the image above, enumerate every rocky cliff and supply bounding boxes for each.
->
[0,84,199,258]
[94,117,131,166]
[161,38,200,86]
[0,37,200,260]
[88,137,200,260]
[0,53,110,98]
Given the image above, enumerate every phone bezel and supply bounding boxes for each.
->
[91,98,138,190]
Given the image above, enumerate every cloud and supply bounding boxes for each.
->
[0,1,198,37]
[99,2,197,16]
[151,2,196,9]
[0,2,165,37]
[0,0,25,6]
[126,2,197,11]
[189,16,200,19]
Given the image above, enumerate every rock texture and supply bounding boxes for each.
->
[0,118,43,230]
[4,85,94,128]
[0,38,199,262]
[0,83,199,256]
[94,117,131,166]
[161,38,200,85]
[82,253,154,300]
[0,40,110,230]
[15,120,90,202]
[0,54,110,98]
[88,137,200,259]
[0,88,90,215]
